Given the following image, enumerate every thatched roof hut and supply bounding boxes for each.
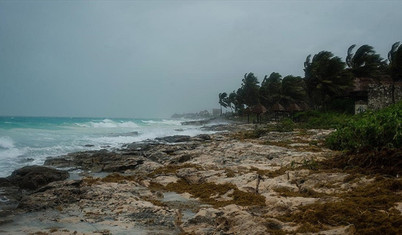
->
[298,102,310,111]
[287,103,302,112]
[251,104,267,114]
[270,102,285,112]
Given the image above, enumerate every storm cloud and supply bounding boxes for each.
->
[1,1,401,118]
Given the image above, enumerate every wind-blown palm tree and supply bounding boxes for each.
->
[388,42,402,103]
[237,73,260,108]
[281,75,307,105]
[304,51,353,109]
[259,72,282,108]
[346,44,386,78]
[218,92,228,115]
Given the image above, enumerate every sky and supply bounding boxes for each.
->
[1,0,402,118]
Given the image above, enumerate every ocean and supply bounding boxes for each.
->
[0,116,212,177]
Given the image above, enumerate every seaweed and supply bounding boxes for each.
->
[148,163,202,177]
[278,177,402,234]
[160,179,266,208]
[321,148,402,176]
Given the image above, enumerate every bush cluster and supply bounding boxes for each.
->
[294,110,352,129]
[326,102,402,151]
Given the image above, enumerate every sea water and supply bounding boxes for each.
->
[0,117,211,177]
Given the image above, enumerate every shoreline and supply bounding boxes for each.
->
[0,122,401,234]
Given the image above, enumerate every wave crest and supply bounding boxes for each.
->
[0,137,15,149]
[77,119,139,129]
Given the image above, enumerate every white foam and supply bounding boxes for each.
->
[0,147,27,160]
[0,117,217,178]
[89,119,139,128]
[0,136,14,149]
[141,119,183,126]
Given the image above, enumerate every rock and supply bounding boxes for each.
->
[146,151,170,164]
[103,159,144,172]
[176,168,204,184]
[156,135,192,143]
[177,154,192,163]
[124,142,159,151]
[0,178,12,187]
[181,118,215,126]
[17,180,83,211]
[45,150,144,173]
[0,185,21,217]
[193,134,211,141]
[7,165,69,190]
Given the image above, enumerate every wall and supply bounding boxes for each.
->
[368,82,402,110]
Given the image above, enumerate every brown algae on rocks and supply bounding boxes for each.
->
[278,177,402,234]
[154,179,266,208]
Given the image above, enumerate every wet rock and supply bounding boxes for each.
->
[181,118,215,126]
[183,205,269,234]
[0,178,12,187]
[146,151,170,164]
[193,134,211,141]
[177,154,192,163]
[156,135,191,143]
[18,180,83,211]
[0,185,22,217]
[124,141,159,151]
[176,168,204,184]
[8,165,69,190]
[45,150,144,173]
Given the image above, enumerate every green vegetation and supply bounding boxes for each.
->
[218,42,402,117]
[346,44,386,78]
[294,110,352,129]
[304,51,353,109]
[326,101,402,151]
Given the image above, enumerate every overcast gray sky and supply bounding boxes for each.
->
[1,0,401,118]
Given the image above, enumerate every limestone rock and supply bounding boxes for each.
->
[156,135,191,143]
[8,165,69,190]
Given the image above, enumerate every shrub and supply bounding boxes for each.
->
[294,110,352,129]
[275,118,295,132]
[326,102,402,151]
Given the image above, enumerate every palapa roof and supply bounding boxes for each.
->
[287,103,302,112]
[251,104,267,114]
[270,103,285,112]
[298,102,310,111]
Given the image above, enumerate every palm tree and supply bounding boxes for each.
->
[304,51,353,109]
[281,75,307,105]
[259,72,282,108]
[237,73,260,108]
[346,44,386,78]
[227,91,238,113]
[218,92,228,115]
[388,42,402,103]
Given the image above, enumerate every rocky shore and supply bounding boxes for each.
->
[0,123,401,234]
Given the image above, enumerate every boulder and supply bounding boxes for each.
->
[17,180,83,211]
[7,165,69,190]
[156,135,191,143]
[0,177,12,187]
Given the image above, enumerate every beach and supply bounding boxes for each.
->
[0,122,401,234]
